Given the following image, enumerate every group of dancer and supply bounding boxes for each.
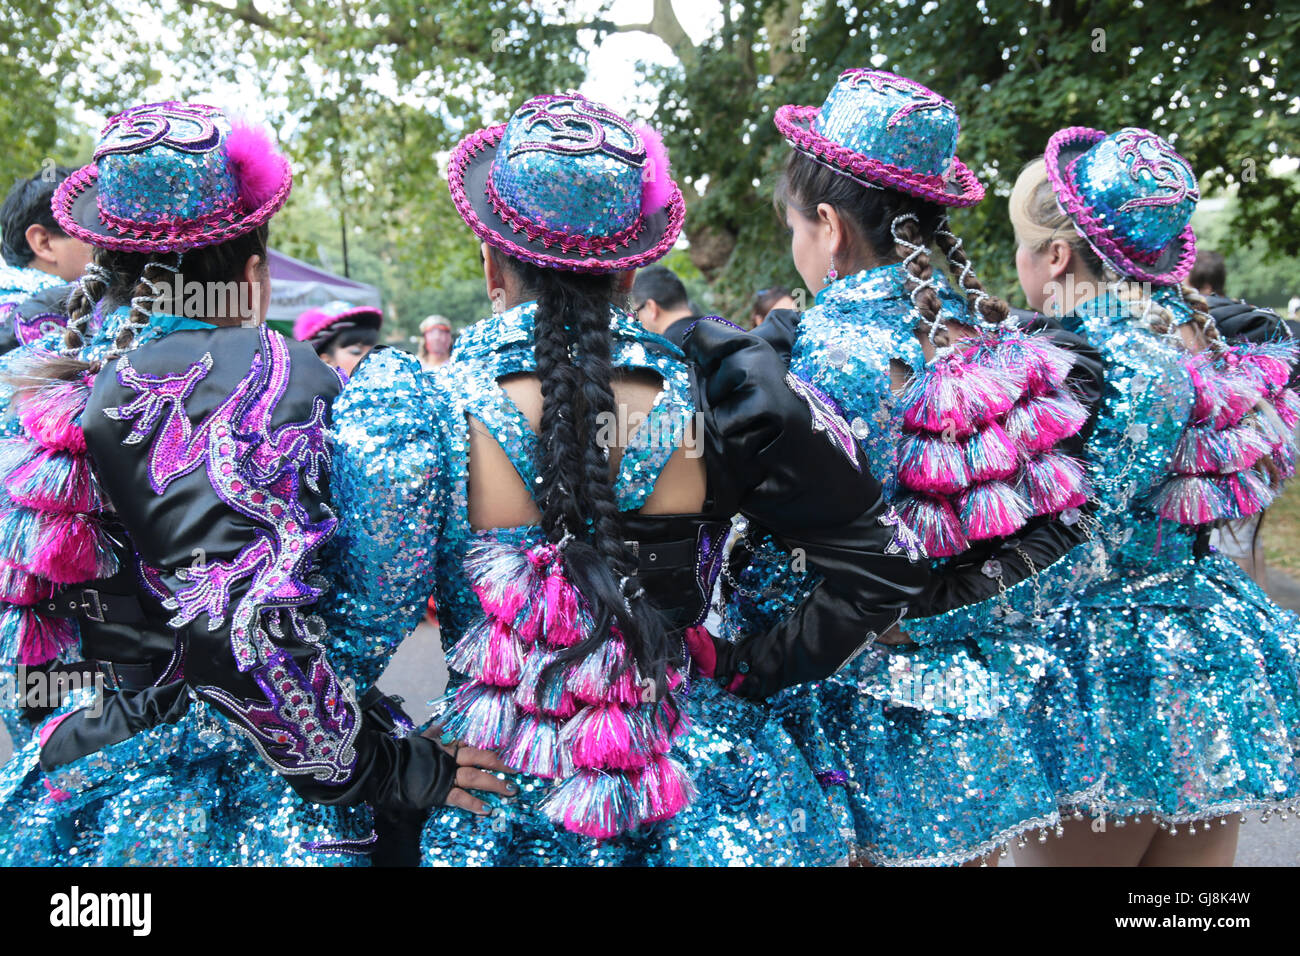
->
[0,66,1295,867]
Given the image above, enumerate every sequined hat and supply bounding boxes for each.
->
[52,101,293,254]
[447,92,685,273]
[1044,126,1199,284]
[774,69,984,207]
[293,300,382,350]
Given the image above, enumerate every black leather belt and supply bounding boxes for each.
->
[37,587,147,624]
[625,537,698,572]
[94,659,164,692]
[36,658,163,693]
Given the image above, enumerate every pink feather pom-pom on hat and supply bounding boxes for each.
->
[634,123,675,215]
[225,118,293,213]
[51,101,295,254]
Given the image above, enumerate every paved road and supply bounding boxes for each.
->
[4,581,1299,866]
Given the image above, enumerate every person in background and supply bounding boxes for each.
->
[630,264,699,347]
[418,314,453,370]
[293,300,383,377]
[1188,249,1226,298]
[0,168,94,352]
[749,285,796,327]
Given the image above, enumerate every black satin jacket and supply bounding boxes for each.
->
[48,324,459,812]
[683,318,930,699]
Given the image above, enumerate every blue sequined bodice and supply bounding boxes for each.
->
[1056,291,1194,578]
[323,301,699,686]
[789,264,972,498]
[433,303,696,650]
[725,265,975,638]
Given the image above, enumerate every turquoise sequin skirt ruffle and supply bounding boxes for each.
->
[420,679,852,866]
[0,693,371,866]
[1045,552,1300,825]
[724,539,1099,866]
[773,622,1101,867]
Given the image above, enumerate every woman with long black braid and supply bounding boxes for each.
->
[324,92,930,864]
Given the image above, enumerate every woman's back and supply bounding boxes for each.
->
[468,368,705,531]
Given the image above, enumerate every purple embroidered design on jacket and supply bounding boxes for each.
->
[13,308,67,346]
[197,644,359,784]
[784,372,863,471]
[879,507,926,562]
[103,326,336,670]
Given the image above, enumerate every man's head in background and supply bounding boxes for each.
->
[1188,249,1226,298]
[1,168,93,280]
[631,265,694,336]
[749,285,796,327]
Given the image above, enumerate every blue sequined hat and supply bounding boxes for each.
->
[1045,126,1199,284]
[774,69,984,207]
[447,93,685,273]
[52,101,293,254]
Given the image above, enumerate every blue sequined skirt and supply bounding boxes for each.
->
[1045,552,1300,824]
[420,679,852,866]
[773,622,1100,867]
[724,541,1098,866]
[0,692,372,866]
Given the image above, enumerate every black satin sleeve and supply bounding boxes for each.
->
[1207,294,1298,387]
[684,318,930,699]
[76,325,457,811]
[908,310,1104,618]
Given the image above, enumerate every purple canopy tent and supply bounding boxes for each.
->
[266,249,382,336]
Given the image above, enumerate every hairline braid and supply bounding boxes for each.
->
[934,216,1010,327]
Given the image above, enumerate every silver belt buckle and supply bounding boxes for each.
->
[80,589,105,623]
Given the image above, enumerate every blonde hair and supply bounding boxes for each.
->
[1008,159,1106,273]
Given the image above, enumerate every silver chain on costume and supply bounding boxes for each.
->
[60,262,114,357]
[104,258,183,361]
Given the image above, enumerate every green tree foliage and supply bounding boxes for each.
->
[628,0,1299,313]
[0,1,158,186]
[4,0,1295,323]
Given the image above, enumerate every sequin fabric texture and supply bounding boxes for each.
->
[1034,290,1300,826]
[724,264,1100,866]
[816,70,958,178]
[492,95,646,236]
[1068,130,1199,259]
[0,311,371,866]
[326,302,852,865]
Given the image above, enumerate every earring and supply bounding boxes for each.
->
[491,291,505,315]
[824,255,838,285]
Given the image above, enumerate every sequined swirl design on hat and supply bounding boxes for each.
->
[1044,126,1199,284]
[774,69,985,207]
[447,92,685,273]
[52,101,293,254]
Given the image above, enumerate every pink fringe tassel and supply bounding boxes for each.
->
[960,481,1031,540]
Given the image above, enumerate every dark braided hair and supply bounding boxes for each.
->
[21,227,270,385]
[491,248,679,696]
[776,151,1010,345]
